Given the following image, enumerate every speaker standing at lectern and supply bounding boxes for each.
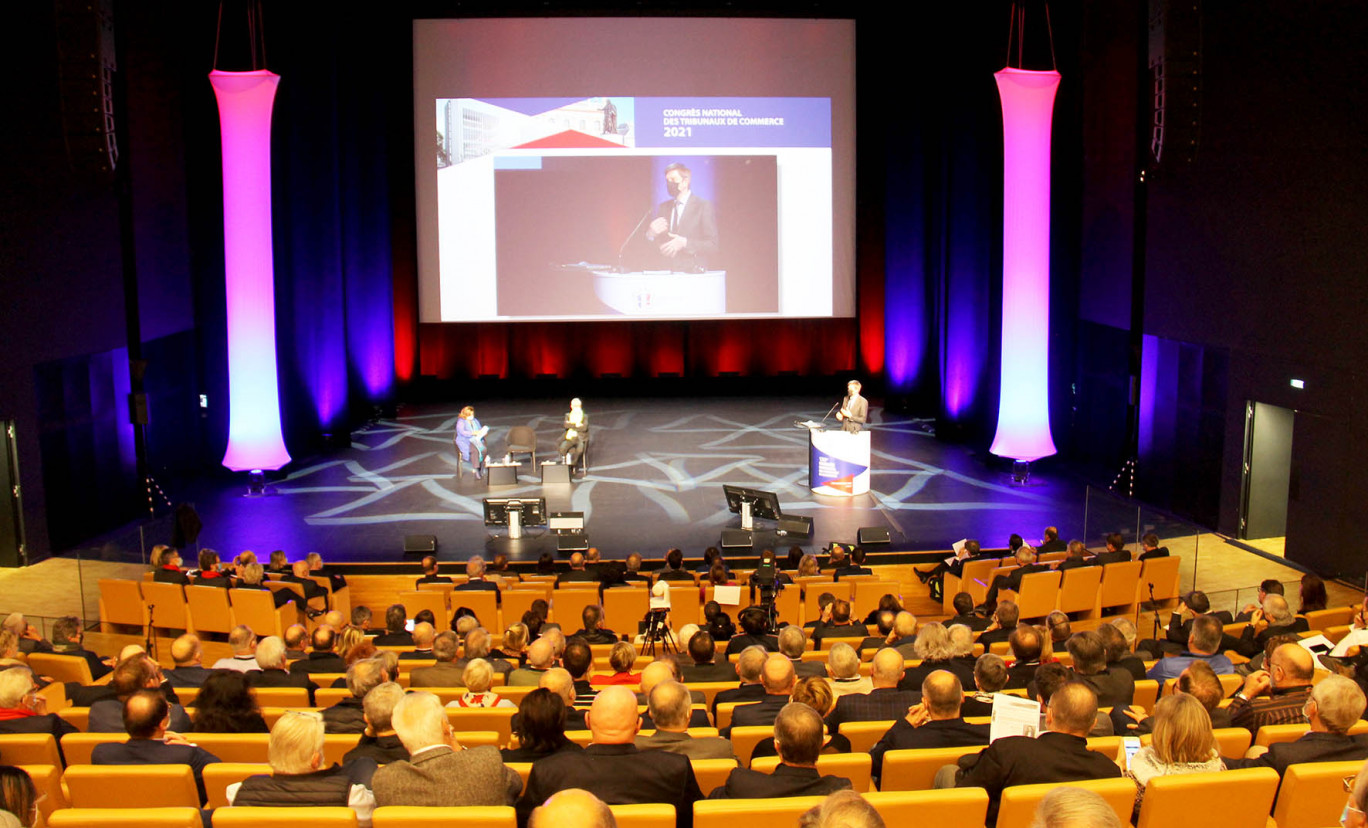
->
[836,380,867,434]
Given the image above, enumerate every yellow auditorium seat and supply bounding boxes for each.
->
[98,579,148,632]
[314,688,351,708]
[448,589,498,628]
[726,726,771,767]
[837,720,895,754]
[506,763,531,795]
[0,733,64,767]
[202,763,272,808]
[693,789,988,828]
[16,763,66,819]
[63,764,200,808]
[373,806,516,828]
[1131,680,1160,712]
[397,591,449,630]
[229,588,296,638]
[445,707,517,743]
[1138,555,1182,603]
[140,581,192,635]
[1134,767,1280,828]
[250,687,310,708]
[1002,570,1061,621]
[27,653,95,685]
[1271,760,1366,828]
[56,707,90,732]
[879,744,986,791]
[187,733,271,763]
[321,733,365,766]
[689,758,741,796]
[1095,561,1143,615]
[58,732,126,766]
[750,752,872,792]
[694,795,828,828]
[609,803,676,828]
[996,777,1138,827]
[185,585,235,636]
[1056,565,1104,615]
[686,682,739,708]
[212,806,358,828]
[50,807,202,828]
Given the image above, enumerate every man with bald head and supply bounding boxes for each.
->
[401,621,437,660]
[538,667,588,730]
[557,552,597,585]
[92,689,221,803]
[1229,642,1318,734]
[281,559,328,611]
[825,647,918,731]
[952,681,1121,826]
[637,661,709,729]
[165,634,213,688]
[1235,593,1311,657]
[518,685,702,828]
[509,638,558,686]
[635,680,735,760]
[867,670,988,782]
[725,653,797,737]
[712,645,769,716]
[530,788,618,828]
[709,703,852,799]
[291,625,348,677]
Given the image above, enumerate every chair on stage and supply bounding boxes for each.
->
[506,426,537,466]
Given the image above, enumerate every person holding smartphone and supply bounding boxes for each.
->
[1117,693,1224,819]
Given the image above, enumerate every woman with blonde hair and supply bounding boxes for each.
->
[1121,692,1222,816]
[449,658,514,708]
[798,554,820,577]
[589,641,641,686]
[749,676,852,762]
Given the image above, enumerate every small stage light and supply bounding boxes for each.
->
[1290,379,1305,389]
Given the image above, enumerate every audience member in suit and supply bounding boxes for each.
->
[371,690,520,807]
[190,669,269,733]
[832,546,873,581]
[656,548,695,582]
[1064,630,1134,733]
[724,607,780,655]
[246,635,318,705]
[306,551,348,592]
[959,653,1010,718]
[869,669,990,781]
[456,555,502,598]
[399,621,437,661]
[812,599,868,648]
[712,646,769,717]
[556,551,599,586]
[858,611,897,655]
[1234,594,1311,658]
[949,681,1122,826]
[980,546,1050,611]
[1092,533,1133,565]
[1235,579,1286,623]
[803,592,838,633]
[885,611,919,657]
[232,562,298,610]
[1227,675,1368,777]
[291,626,349,677]
[1053,540,1096,572]
[414,555,454,588]
[572,604,620,645]
[1138,532,1171,560]
[1046,611,1073,654]
[323,657,387,734]
[747,675,852,763]
[725,653,797,738]
[372,604,415,647]
[0,667,79,744]
[48,615,112,680]
[516,686,703,828]
[92,689,221,804]
[279,561,327,611]
[636,680,736,760]
[680,630,738,682]
[408,631,464,687]
[90,653,193,733]
[623,553,651,583]
[830,647,919,731]
[1037,527,1068,554]
[151,546,193,585]
[341,682,410,764]
[1229,643,1317,735]
[636,662,710,730]
[915,538,989,586]
[283,624,310,661]
[777,625,826,678]
[526,789,618,828]
[508,638,558,687]
[455,627,516,679]
[1121,660,1232,735]
[164,634,215,688]
[976,601,1019,648]
[709,703,853,799]
[826,643,873,698]
[502,688,585,764]
[898,622,975,691]
[947,592,990,632]
[1003,623,1044,690]
[1136,590,1235,658]
[191,549,234,589]
[1146,615,1236,681]
[1097,620,1148,682]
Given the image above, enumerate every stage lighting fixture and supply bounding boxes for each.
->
[1290,379,1305,389]
[988,66,1060,464]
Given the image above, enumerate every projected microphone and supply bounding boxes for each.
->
[617,206,656,272]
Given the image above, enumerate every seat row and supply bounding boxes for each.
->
[943,555,1183,618]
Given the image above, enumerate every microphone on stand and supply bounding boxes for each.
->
[617,205,656,272]
[819,400,840,426]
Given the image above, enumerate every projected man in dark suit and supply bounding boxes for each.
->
[647,162,718,272]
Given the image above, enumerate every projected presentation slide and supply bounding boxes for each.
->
[412,17,856,324]
[433,96,830,321]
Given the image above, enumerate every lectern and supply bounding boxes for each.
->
[807,428,871,496]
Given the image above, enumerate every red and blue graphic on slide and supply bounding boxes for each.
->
[813,450,867,494]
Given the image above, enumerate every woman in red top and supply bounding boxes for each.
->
[588,641,641,686]
[700,559,735,601]
[152,545,191,585]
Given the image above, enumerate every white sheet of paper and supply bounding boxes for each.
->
[989,692,1044,742]
[713,585,743,606]
[952,538,968,555]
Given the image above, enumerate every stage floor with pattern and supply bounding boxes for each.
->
[172,397,1094,564]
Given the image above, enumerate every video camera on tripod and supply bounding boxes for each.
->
[750,560,782,633]
[641,581,676,655]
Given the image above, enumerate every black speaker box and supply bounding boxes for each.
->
[557,533,588,552]
[403,534,437,554]
[777,514,813,538]
[857,526,891,546]
[720,529,753,549]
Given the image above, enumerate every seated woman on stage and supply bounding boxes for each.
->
[454,405,489,479]
[557,397,588,466]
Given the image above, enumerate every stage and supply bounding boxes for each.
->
[167,396,1090,566]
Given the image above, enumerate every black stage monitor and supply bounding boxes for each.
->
[483,497,548,527]
[722,485,783,521]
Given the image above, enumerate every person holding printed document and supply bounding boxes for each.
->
[835,380,867,434]
[455,406,489,479]
[557,398,588,467]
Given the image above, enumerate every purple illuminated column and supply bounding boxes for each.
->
[989,67,1060,462]
[211,69,291,472]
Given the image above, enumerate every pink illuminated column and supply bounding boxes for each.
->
[211,69,291,472]
[989,67,1060,462]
